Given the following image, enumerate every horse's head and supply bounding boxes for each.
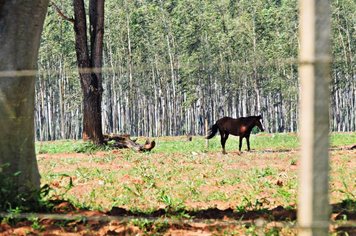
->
[255,115,265,132]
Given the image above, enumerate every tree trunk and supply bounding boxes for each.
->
[73,0,104,144]
[0,0,49,201]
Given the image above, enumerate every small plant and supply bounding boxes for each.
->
[244,224,258,236]
[1,207,22,225]
[254,167,276,178]
[123,184,143,197]
[184,180,200,196]
[48,173,74,196]
[131,218,154,232]
[276,187,292,198]
[153,219,170,233]
[339,199,356,212]
[131,217,170,234]
[265,227,280,236]
[29,216,45,231]
[236,197,267,213]
[158,191,188,217]
[207,191,229,201]
[338,179,356,205]
[290,158,297,165]
[160,193,173,207]
[236,197,253,213]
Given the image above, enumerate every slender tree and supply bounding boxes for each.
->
[0,0,49,205]
[37,0,355,139]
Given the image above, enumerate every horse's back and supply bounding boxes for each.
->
[216,116,237,126]
[216,116,234,123]
[216,117,241,134]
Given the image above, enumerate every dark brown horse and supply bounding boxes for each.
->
[206,115,264,154]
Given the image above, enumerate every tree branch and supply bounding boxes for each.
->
[50,1,74,23]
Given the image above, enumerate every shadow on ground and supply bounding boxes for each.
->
[0,200,355,235]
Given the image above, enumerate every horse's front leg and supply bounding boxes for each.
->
[246,135,251,151]
[239,136,243,151]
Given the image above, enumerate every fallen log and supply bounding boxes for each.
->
[103,134,155,152]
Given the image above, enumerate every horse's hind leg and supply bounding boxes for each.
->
[220,133,229,154]
[246,136,251,151]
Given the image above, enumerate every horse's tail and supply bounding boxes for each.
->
[206,123,218,139]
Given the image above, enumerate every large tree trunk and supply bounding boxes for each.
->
[0,0,49,201]
[73,0,105,144]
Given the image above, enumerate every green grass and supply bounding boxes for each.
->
[36,140,85,154]
[151,132,355,154]
[36,140,110,154]
[34,132,355,234]
[330,132,356,147]
[35,132,355,155]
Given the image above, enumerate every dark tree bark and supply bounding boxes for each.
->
[73,0,105,144]
[0,0,49,200]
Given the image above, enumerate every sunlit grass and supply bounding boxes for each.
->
[330,132,356,147]
[36,132,355,215]
[35,132,355,155]
[36,140,85,154]
[150,132,355,154]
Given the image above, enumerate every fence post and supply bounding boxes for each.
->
[298,0,331,235]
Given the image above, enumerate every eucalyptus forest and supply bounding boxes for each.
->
[36,0,355,141]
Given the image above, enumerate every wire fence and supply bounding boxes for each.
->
[1,55,355,235]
